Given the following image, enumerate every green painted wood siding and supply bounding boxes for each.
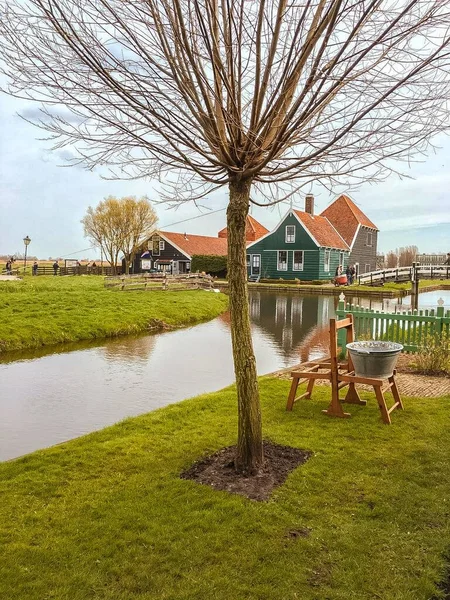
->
[319,247,349,279]
[247,213,349,280]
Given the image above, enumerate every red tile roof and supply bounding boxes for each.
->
[293,210,349,250]
[320,195,378,248]
[218,215,269,241]
[161,231,228,258]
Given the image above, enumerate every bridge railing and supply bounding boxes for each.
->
[358,264,450,286]
[336,297,450,352]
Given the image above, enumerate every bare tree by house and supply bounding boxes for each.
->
[82,196,157,274]
[117,197,158,274]
[398,246,419,267]
[386,251,399,269]
[2,0,450,473]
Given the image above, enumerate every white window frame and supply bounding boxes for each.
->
[366,232,373,247]
[365,263,371,273]
[277,250,288,271]
[292,250,304,271]
[159,240,165,251]
[340,251,345,266]
[251,254,261,276]
[285,225,296,243]
[324,249,331,272]
[246,254,250,268]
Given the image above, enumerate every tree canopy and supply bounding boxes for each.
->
[82,196,157,274]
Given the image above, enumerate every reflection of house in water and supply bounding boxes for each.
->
[248,291,335,362]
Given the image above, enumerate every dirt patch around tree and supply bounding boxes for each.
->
[181,440,312,501]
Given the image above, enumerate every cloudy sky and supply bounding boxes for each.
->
[1,90,449,261]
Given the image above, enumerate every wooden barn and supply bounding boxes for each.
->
[126,216,268,275]
[246,195,350,281]
[321,194,379,275]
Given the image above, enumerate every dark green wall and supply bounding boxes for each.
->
[247,213,349,280]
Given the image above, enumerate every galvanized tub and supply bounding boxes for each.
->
[346,341,403,379]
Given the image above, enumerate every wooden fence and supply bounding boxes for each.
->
[21,265,121,276]
[104,272,215,291]
[358,264,450,286]
[336,297,450,352]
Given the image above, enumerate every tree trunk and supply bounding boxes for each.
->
[227,177,263,474]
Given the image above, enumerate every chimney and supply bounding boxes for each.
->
[305,193,314,215]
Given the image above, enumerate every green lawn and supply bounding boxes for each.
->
[1,378,449,599]
[0,276,228,352]
[350,279,450,293]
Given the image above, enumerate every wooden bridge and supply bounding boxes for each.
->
[358,264,450,286]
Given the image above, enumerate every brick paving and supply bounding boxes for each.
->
[272,357,450,398]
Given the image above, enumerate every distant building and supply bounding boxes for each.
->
[246,195,350,280]
[127,216,268,274]
[218,215,269,242]
[320,194,379,275]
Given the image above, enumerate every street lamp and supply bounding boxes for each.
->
[23,235,31,272]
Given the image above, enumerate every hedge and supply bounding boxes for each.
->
[191,255,227,275]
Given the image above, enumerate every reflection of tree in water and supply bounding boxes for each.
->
[297,325,330,363]
[101,334,157,363]
[248,291,335,362]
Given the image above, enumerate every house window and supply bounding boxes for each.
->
[159,241,165,251]
[277,250,288,271]
[152,236,160,256]
[367,232,373,247]
[285,225,295,243]
[251,255,261,275]
[365,263,371,273]
[324,249,331,272]
[293,250,304,271]
[340,251,345,267]
[246,254,250,267]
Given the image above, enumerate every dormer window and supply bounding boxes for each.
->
[285,225,295,243]
[367,231,373,247]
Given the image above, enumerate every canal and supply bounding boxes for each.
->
[0,289,448,461]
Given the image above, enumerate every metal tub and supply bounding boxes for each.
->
[346,341,403,379]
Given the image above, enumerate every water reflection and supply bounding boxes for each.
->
[1,288,448,461]
[101,335,157,363]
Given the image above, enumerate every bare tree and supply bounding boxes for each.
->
[2,0,450,473]
[82,196,157,274]
[398,245,419,267]
[386,251,399,269]
[118,196,158,274]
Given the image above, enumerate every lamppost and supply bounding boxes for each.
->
[23,235,31,272]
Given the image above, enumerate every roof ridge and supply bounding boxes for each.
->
[340,194,361,222]
[323,216,350,250]
[246,215,256,232]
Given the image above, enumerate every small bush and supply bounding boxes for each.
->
[412,332,450,375]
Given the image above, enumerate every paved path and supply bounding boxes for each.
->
[272,361,450,398]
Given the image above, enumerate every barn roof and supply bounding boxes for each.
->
[218,215,269,241]
[161,231,228,258]
[320,195,378,248]
[292,210,350,251]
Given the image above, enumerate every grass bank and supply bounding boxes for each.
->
[0,276,228,352]
[1,378,450,599]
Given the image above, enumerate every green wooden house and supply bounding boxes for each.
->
[246,198,350,281]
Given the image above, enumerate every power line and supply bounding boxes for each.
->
[160,206,227,229]
[62,206,227,258]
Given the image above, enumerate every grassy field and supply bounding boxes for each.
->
[0,276,228,352]
[1,378,449,599]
